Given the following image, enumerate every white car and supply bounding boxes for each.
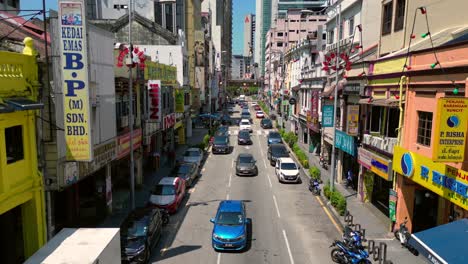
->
[183,148,204,168]
[239,119,252,132]
[256,111,265,118]
[275,158,300,183]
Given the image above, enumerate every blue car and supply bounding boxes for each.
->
[210,200,250,251]
[267,131,283,145]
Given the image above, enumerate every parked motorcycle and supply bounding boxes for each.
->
[394,217,418,256]
[319,157,329,170]
[308,178,321,195]
[342,226,365,249]
[330,240,371,264]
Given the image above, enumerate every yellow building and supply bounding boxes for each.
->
[0,38,46,262]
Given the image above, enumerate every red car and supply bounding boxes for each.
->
[149,177,186,214]
[254,105,261,111]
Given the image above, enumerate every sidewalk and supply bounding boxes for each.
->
[295,141,425,263]
[99,128,208,228]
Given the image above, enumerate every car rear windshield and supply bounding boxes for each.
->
[241,121,250,125]
[241,113,250,118]
[214,137,228,144]
[152,185,175,195]
[269,132,281,138]
[262,119,271,124]
[281,162,297,170]
[216,211,243,225]
[239,131,250,137]
[185,150,199,157]
[123,220,147,238]
[239,156,254,163]
[178,164,192,174]
[272,146,288,155]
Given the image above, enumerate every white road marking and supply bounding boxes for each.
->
[245,146,250,150]
[263,159,268,169]
[282,230,295,264]
[226,193,230,200]
[217,252,221,264]
[267,173,272,188]
[228,173,232,187]
[256,130,262,135]
[272,195,281,218]
[231,160,234,168]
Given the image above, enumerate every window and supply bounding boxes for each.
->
[277,42,283,47]
[394,0,406,31]
[165,3,174,32]
[349,17,354,36]
[370,106,383,133]
[417,111,433,146]
[154,2,162,26]
[382,1,393,35]
[277,32,283,37]
[339,22,343,40]
[6,125,24,164]
[328,30,334,44]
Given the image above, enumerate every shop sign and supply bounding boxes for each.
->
[117,128,142,159]
[346,105,359,136]
[393,146,468,210]
[148,80,162,122]
[335,130,356,156]
[433,98,468,162]
[175,89,184,113]
[389,189,397,222]
[164,113,176,130]
[370,156,393,181]
[358,147,372,169]
[145,61,177,84]
[59,0,93,161]
[322,105,334,127]
[308,91,320,131]
[343,83,361,95]
[289,97,297,105]
[78,140,117,178]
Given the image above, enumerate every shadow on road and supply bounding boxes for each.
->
[156,245,203,261]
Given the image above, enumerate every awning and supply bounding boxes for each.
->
[358,98,400,107]
[0,103,15,113]
[408,219,468,264]
[4,98,44,110]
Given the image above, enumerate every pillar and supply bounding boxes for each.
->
[105,164,112,214]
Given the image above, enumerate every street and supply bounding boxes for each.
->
[150,102,340,264]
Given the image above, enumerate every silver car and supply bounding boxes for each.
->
[183,148,204,168]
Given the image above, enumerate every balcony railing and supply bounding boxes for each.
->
[362,134,398,154]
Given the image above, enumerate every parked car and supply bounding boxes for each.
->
[216,125,229,136]
[220,115,232,125]
[239,119,252,132]
[275,157,300,183]
[149,177,186,214]
[254,105,261,111]
[261,118,273,129]
[212,135,231,154]
[210,200,250,251]
[237,130,252,145]
[267,144,290,166]
[235,153,258,176]
[120,208,164,263]
[176,162,199,187]
[267,131,282,145]
[183,148,204,168]
[256,111,265,118]
[240,113,252,123]
[228,107,234,114]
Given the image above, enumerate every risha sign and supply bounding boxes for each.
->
[59,0,92,161]
[433,98,468,162]
[148,80,162,122]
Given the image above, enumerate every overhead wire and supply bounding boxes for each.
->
[0,10,43,42]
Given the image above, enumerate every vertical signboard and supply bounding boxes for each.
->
[175,89,184,113]
[308,90,320,131]
[148,80,162,122]
[322,105,334,127]
[347,105,359,136]
[59,0,92,161]
[433,98,468,162]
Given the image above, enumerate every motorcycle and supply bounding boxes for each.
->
[342,226,365,249]
[330,240,371,264]
[308,178,321,195]
[319,157,329,170]
[394,217,418,255]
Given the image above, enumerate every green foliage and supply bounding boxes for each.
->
[283,132,298,147]
[309,166,321,181]
[322,182,347,216]
[203,134,211,148]
[324,183,331,199]
[258,101,269,115]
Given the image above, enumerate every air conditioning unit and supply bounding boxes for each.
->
[371,137,384,149]
[363,134,372,145]
[120,116,129,128]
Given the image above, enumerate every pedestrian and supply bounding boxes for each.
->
[346,169,354,189]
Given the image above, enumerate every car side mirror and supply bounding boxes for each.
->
[245,218,251,224]
[210,218,215,223]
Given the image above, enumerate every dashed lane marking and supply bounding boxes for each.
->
[266,173,272,188]
[228,173,232,187]
[217,253,221,264]
[273,195,281,218]
[282,230,295,264]
[226,193,230,200]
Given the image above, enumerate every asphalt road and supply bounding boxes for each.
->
[150,101,341,264]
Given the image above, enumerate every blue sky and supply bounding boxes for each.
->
[20,0,254,54]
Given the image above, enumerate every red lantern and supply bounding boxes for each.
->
[331,66,337,71]
[343,74,348,79]
[330,53,336,59]
[351,49,355,53]
[326,56,332,62]
[345,65,351,71]
[323,61,329,66]
[355,45,362,49]
[329,96,333,100]
[322,66,329,71]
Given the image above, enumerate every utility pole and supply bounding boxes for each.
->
[128,0,135,210]
[329,3,341,192]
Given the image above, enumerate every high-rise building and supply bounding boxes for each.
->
[254,0,263,67]
[243,14,255,59]
[259,0,273,76]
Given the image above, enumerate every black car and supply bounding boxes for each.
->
[220,115,232,125]
[120,208,163,263]
[238,130,252,145]
[235,153,258,176]
[261,118,273,129]
[267,144,290,166]
[267,131,283,145]
[212,135,231,154]
[216,125,229,136]
[176,162,199,187]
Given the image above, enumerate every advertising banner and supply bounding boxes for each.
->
[433,98,468,162]
[322,105,334,127]
[59,0,92,161]
[175,89,184,113]
[347,105,359,136]
[164,113,176,130]
[117,128,142,159]
[195,67,205,100]
[148,80,162,122]
[335,130,356,156]
[308,91,320,132]
[357,147,372,169]
[393,146,468,210]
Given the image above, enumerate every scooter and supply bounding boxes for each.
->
[308,178,321,195]
[394,217,419,256]
[330,240,371,264]
[319,157,329,170]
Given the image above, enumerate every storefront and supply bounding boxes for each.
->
[334,130,357,186]
[393,146,468,233]
[357,147,394,218]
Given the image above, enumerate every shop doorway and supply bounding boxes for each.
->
[0,205,25,263]
[413,189,438,232]
[371,176,392,217]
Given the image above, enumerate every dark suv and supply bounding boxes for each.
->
[267,144,290,166]
[261,118,273,129]
[212,135,231,154]
[120,208,163,263]
[238,130,252,145]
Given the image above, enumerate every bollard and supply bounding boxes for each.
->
[344,212,354,226]
[354,223,361,232]
[360,228,366,241]
[373,246,381,262]
[379,242,388,264]
[368,240,375,254]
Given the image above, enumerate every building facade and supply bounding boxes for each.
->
[243,14,256,59]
